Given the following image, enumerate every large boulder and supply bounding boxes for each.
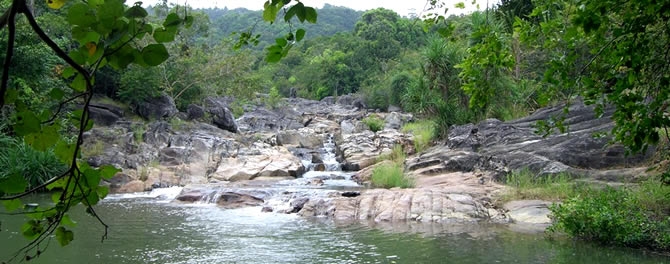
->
[204,97,238,133]
[407,99,653,181]
[298,188,491,222]
[88,103,124,126]
[136,93,178,120]
[209,145,306,181]
[186,104,205,121]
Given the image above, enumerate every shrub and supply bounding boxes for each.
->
[0,135,68,190]
[362,115,385,132]
[265,86,283,109]
[402,120,436,153]
[549,185,670,251]
[371,163,414,189]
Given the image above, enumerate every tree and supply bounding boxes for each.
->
[0,0,190,261]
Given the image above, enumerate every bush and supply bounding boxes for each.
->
[550,183,670,251]
[0,135,68,190]
[402,120,436,153]
[371,163,414,189]
[362,115,385,132]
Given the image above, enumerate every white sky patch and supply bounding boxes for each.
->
[141,0,487,17]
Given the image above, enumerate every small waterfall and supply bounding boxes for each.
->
[321,134,341,171]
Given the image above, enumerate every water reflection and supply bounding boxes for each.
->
[1,196,668,264]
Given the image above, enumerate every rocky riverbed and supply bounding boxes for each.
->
[87,94,654,229]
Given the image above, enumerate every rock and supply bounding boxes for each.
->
[236,105,303,133]
[299,188,490,222]
[88,103,124,126]
[117,180,146,193]
[307,178,324,186]
[435,99,652,178]
[276,130,322,149]
[313,163,326,171]
[106,172,133,192]
[261,206,274,213]
[175,189,206,202]
[136,93,178,120]
[289,197,310,213]
[353,160,394,184]
[339,129,413,170]
[383,112,412,130]
[209,146,305,181]
[204,98,238,133]
[503,200,553,225]
[186,104,205,120]
[341,191,360,197]
[387,105,402,112]
[216,192,264,209]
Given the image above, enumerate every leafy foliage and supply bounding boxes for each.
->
[0,0,189,260]
[549,184,670,251]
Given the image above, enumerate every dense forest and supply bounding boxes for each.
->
[1,0,670,258]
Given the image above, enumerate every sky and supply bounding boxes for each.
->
[144,0,485,17]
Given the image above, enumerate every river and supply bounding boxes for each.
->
[1,189,668,264]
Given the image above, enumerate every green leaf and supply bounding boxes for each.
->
[2,199,22,212]
[98,0,124,24]
[153,27,177,43]
[60,214,77,227]
[97,185,110,199]
[24,125,60,151]
[263,1,279,22]
[68,3,97,27]
[22,220,44,240]
[100,165,121,180]
[295,28,306,42]
[13,110,41,136]
[4,88,17,104]
[142,44,169,66]
[275,37,288,47]
[304,7,317,23]
[0,174,27,195]
[163,13,182,27]
[284,4,298,22]
[54,141,75,165]
[48,88,65,100]
[125,5,148,18]
[55,226,74,246]
[71,73,87,92]
[83,167,101,189]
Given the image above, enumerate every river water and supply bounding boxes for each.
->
[1,189,669,264]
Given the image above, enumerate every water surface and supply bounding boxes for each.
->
[1,193,668,264]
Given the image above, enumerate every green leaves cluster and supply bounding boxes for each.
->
[261,0,316,62]
[1,0,189,260]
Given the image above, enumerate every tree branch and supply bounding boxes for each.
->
[0,1,18,108]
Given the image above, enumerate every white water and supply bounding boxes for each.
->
[105,186,184,202]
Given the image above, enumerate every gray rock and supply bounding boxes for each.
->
[136,93,178,120]
[216,192,264,209]
[186,104,205,120]
[88,103,124,126]
[503,200,553,225]
[205,98,238,133]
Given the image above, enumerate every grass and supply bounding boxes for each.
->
[377,145,406,164]
[81,140,105,157]
[401,120,436,153]
[0,134,68,190]
[362,115,385,132]
[169,117,191,131]
[132,123,145,143]
[371,162,414,189]
[499,169,578,203]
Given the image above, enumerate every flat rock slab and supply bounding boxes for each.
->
[503,200,553,225]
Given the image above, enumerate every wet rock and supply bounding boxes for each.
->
[341,191,360,197]
[503,200,553,225]
[261,206,274,213]
[307,178,324,186]
[216,192,264,209]
[175,189,206,202]
[313,163,326,171]
[117,180,147,193]
[289,197,310,213]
